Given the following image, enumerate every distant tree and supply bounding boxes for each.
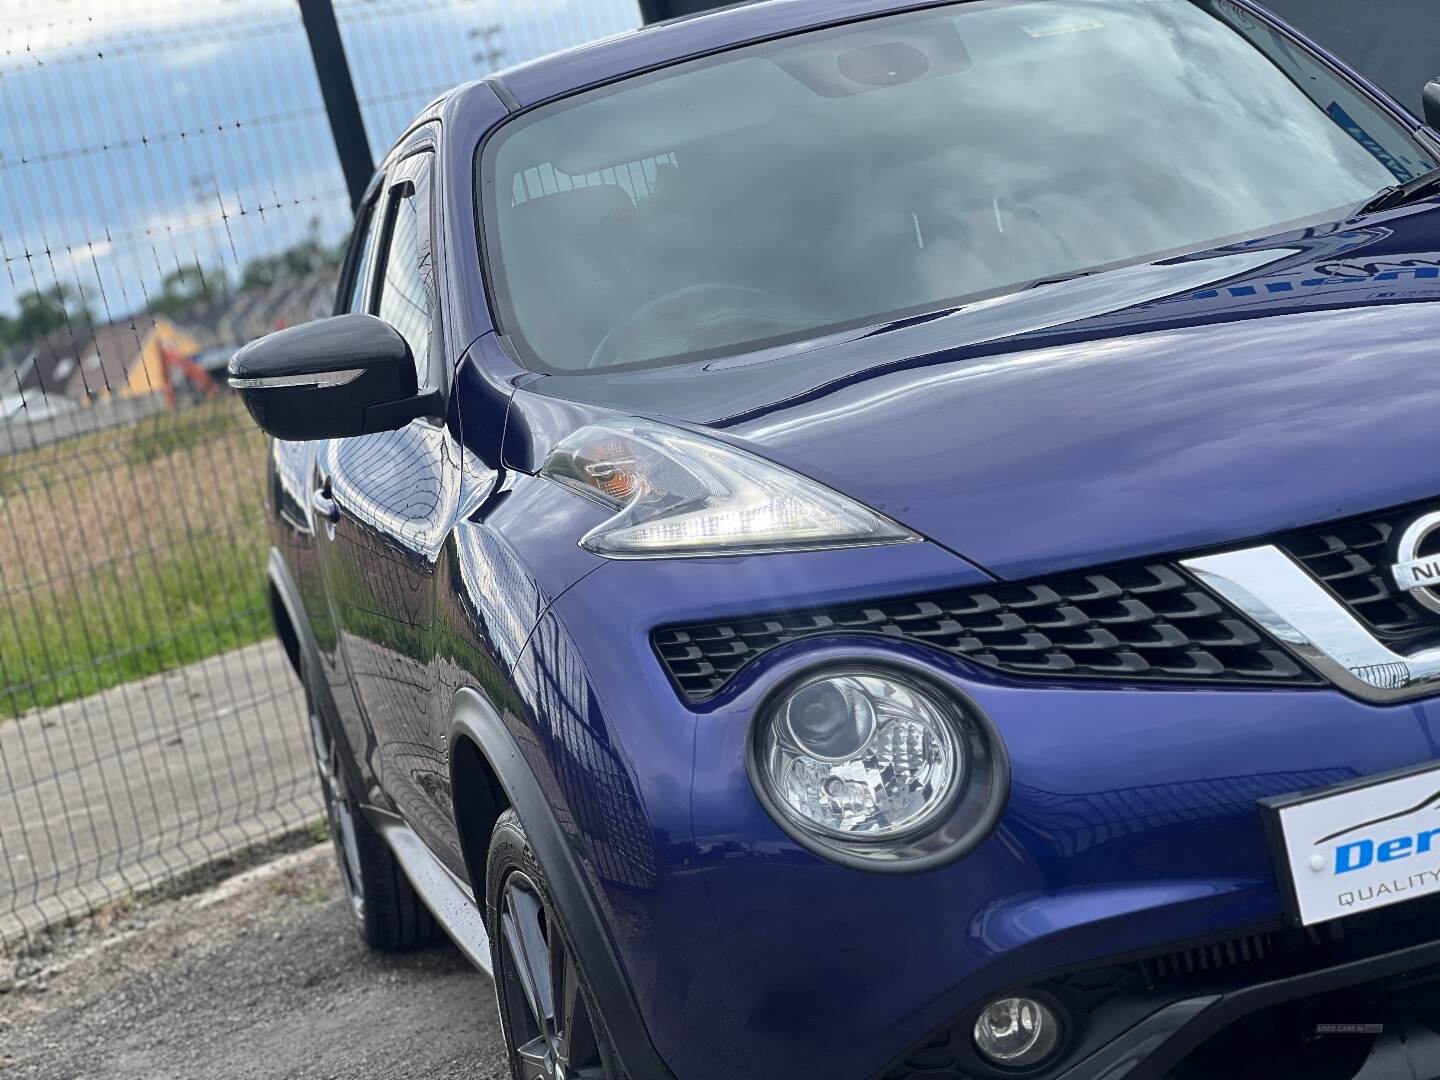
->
[0,285,87,346]
[149,265,228,317]
[238,219,342,292]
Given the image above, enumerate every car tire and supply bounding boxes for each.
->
[486,808,626,1080]
[303,665,439,952]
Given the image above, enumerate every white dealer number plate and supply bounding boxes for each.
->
[1263,763,1440,926]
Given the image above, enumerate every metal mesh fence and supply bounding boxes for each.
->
[0,0,639,947]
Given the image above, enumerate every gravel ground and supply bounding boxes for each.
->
[0,844,508,1079]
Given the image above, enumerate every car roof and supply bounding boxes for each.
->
[487,0,952,109]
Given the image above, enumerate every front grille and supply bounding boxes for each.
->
[652,562,1321,701]
[1277,505,1440,653]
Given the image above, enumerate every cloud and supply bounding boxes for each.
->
[0,0,248,58]
[0,0,642,319]
[161,41,227,69]
[62,239,114,269]
[0,0,633,60]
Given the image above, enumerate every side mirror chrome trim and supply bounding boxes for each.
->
[228,368,365,390]
[1182,546,1440,704]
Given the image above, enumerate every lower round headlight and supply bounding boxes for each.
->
[757,670,963,841]
[973,996,1061,1068]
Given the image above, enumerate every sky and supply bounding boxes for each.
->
[0,0,641,328]
[4,0,1430,337]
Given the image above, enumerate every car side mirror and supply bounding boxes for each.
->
[228,314,439,441]
[1425,77,1440,131]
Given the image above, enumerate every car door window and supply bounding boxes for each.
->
[373,154,435,390]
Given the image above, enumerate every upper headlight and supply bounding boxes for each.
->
[759,671,963,841]
[747,659,1011,872]
[541,418,918,558]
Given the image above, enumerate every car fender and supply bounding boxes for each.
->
[447,686,678,1080]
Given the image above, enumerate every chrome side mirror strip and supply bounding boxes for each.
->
[1182,546,1440,704]
[227,368,364,390]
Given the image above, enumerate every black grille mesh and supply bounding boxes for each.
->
[1277,506,1440,652]
[652,562,1321,701]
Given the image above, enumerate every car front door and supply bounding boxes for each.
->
[286,178,384,796]
[313,143,464,836]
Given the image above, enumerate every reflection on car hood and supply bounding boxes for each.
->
[519,205,1440,580]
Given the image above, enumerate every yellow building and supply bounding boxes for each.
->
[69,318,204,402]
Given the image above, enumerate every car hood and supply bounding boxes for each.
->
[513,204,1440,580]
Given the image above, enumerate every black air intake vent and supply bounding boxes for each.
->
[652,562,1322,702]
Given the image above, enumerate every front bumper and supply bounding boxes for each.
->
[527,541,1440,1080]
[885,891,1440,1079]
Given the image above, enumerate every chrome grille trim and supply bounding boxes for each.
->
[1182,546,1440,704]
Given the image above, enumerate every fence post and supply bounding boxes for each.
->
[297,0,373,212]
[638,0,734,23]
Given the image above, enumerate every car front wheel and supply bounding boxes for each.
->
[486,809,623,1080]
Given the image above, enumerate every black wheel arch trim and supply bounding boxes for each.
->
[267,547,324,683]
[447,685,679,1080]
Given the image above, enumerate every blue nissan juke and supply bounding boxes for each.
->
[229,1,1440,1077]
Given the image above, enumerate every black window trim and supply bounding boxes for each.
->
[334,181,385,318]
[370,147,442,398]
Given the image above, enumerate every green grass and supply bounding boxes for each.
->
[120,405,243,466]
[0,521,273,716]
[0,458,18,500]
[0,397,274,718]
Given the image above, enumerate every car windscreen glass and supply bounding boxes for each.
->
[479,0,1435,374]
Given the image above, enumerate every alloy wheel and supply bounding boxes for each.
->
[309,708,365,922]
[497,871,609,1080]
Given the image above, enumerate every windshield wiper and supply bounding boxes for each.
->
[1356,165,1440,215]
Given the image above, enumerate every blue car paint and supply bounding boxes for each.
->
[529,540,1440,1079]
[513,207,1440,581]
[258,2,1440,1077]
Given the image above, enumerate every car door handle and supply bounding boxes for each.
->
[312,479,340,524]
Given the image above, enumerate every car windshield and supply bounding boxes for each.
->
[480,0,1435,374]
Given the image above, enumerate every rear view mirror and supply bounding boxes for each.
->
[228,314,437,441]
[1425,77,1440,131]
